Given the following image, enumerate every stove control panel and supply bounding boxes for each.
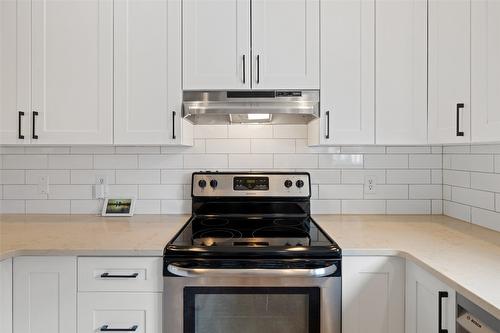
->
[192,172,310,197]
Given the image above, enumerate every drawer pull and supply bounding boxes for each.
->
[100,272,139,279]
[99,325,138,332]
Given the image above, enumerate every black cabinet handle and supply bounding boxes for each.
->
[242,54,246,84]
[99,325,138,332]
[438,291,448,333]
[172,111,176,140]
[100,272,139,278]
[325,110,330,139]
[256,55,260,84]
[32,111,38,139]
[456,103,464,137]
[18,111,25,139]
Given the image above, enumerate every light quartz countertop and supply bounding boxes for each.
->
[1,214,499,319]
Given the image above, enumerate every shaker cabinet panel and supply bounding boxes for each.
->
[30,0,113,144]
[183,0,251,90]
[342,256,405,333]
[471,0,500,143]
[428,0,470,144]
[376,0,428,144]
[13,257,77,333]
[406,261,456,333]
[310,0,374,145]
[251,0,320,89]
[114,0,185,144]
[0,259,13,333]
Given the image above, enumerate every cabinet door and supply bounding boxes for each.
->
[0,259,13,333]
[252,0,319,89]
[183,0,250,90]
[342,256,404,333]
[0,0,29,144]
[114,0,183,144]
[13,257,77,333]
[78,293,161,333]
[376,0,428,144]
[471,0,500,142]
[31,0,113,144]
[428,0,470,144]
[311,0,374,145]
[406,261,456,333]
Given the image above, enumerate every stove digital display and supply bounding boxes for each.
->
[233,177,269,191]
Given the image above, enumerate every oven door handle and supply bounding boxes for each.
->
[167,263,337,278]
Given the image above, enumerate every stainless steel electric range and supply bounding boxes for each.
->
[163,172,341,333]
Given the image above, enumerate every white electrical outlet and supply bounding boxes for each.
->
[364,175,377,194]
[38,176,49,195]
[94,175,109,199]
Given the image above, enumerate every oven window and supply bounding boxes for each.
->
[183,287,320,333]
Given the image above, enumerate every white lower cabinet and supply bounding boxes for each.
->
[406,261,456,333]
[342,256,405,333]
[78,293,162,333]
[0,259,13,333]
[13,256,77,333]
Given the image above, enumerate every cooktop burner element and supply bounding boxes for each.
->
[164,172,341,260]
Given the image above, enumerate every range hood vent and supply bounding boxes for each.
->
[182,90,319,125]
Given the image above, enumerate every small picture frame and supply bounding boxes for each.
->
[101,198,136,217]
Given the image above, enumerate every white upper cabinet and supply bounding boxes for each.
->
[406,261,456,333]
[309,0,374,145]
[30,0,113,144]
[183,0,251,90]
[376,0,428,145]
[0,0,29,144]
[114,0,190,145]
[252,0,319,89]
[428,0,471,144]
[471,0,500,143]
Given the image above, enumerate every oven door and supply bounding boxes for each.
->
[163,261,341,333]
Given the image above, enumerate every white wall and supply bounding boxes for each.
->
[1,124,443,215]
[443,144,500,232]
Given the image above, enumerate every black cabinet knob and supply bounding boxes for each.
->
[296,180,304,188]
[210,179,218,188]
[198,179,207,188]
[284,180,293,188]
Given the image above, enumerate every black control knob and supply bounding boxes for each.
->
[284,180,293,188]
[296,180,304,188]
[210,179,218,188]
[198,179,207,188]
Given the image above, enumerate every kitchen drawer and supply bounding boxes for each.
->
[78,292,161,333]
[78,257,162,292]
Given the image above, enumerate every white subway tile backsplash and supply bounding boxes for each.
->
[0,200,26,213]
[364,154,408,169]
[387,200,431,214]
[445,154,494,172]
[470,172,500,193]
[444,201,471,222]
[386,146,431,154]
[431,170,442,184]
[496,194,500,212]
[496,156,500,173]
[319,185,363,199]
[311,200,341,214]
[228,125,273,139]
[341,146,385,154]
[194,125,228,139]
[409,185,442,199]
[443,185,452,200]
[0,170,25,184]
[387,170,430,184]
[0,147,25,154]
[342,200,386,214]
[71,170,115,185]
[296,140,340,154]
[115,146,160,154]
[70,146,115,154]
[229,154,273,169]
[95,155,138,169]
[49,155,93,169]
[364,185,408,200]
[184,154,228,169]
[3,185,46,200]
[3,155,47,169]
[443,146,471,154]
[162,139,206,154]
[471,208,500,232]
[341,170,386,184]
[319,154,363,169]
[70,200,101,214]
[160,170,193,185]
[116,170,160,185]
[251,139,295,153]
[108,185,138,198]
[138,154,183,169]
[161,199,190,214]
[25,146,70,154]
[432,200,443,214]
[273,125,307,138]
[26,200,70,214]
[470,145,500,154]
[206,139,251,153]
[26,170,70,185]
[307,170,341,184]
[49,185,93,200]
[443,170,470,187]
[310,185,319,199]
[134,200,161,214]
[431,146,443,154]
[452,187,495,210]
[409,154,442,169]
[275,154,318,169]
[138,184,184,199]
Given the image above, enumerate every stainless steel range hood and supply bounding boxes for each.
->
[182,90,319,125]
